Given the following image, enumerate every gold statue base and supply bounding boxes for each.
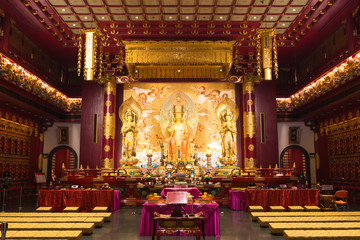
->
[121,165,143,177]
[215,165,240,177]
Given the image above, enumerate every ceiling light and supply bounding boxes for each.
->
[84,16,88,19]
[219,69,223,72]
[270,16,273,19]
[73,24,76,26]
[282,23,285,26]
[186,16,189,19]
[62,9,65,12]
[135,69,138,73]
[293,8,296,11]
[220,16,223,19]
[101,16,105,19]
[169,16,172,19]
[177,69,181,72]
[135,16,138,19]
[254,16,257,19]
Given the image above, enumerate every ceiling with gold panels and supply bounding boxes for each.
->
[17,0,336,47]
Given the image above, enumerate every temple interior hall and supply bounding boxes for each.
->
[1,0,360,239]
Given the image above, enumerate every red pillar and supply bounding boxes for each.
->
[101,74,116,169]
[243,74,257,168]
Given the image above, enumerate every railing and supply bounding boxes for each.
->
[62,168,129,177]
[230,168,297,177]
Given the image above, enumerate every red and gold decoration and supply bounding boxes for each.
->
[256,29,278,81]
[101,74,116,169]
[243,74,257,168]
[0,53,81,112]
[277,51,360,112]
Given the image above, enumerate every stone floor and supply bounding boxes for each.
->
[3,195,360,240]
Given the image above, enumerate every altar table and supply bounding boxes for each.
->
[38,189,120,212]
[228,190,246,211]
[245,189,319,211]
[139,201,220,236]
[160,187,202,198]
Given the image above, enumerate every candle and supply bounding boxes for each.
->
[177,149,180,159]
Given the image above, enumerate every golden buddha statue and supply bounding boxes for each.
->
[220,109,236,159]
[119,97,143,176]
[121,110,138,160]
[215,97,240,176]
[167,94,191,163]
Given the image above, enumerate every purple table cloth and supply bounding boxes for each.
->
[139,201,220,236]
[161,187,202,198]
[228,190,246,211]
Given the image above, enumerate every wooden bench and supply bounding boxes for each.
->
[258,216,360,227]
[284,229,360,239]
[0,217,105,227]
[250,211,360,221]
[7,222,95,235]
[0,212,112,222]
[5,230,82,239]
[269,222,360,234]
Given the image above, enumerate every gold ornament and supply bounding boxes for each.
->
[105,100,112,107]
[247,99,253,106]
[104,145,111,152]
[248,144,254,151]
[256,29,278,81]
[103,113,115,139]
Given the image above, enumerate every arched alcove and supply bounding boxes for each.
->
[280,145,311,184]
[47,145,78,183]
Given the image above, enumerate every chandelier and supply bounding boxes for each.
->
[256,29,278,81]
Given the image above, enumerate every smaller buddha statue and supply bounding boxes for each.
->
[220,109,237,160]
[121,110,138,160]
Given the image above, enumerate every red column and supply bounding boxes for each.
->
[102,75,116,169]
[243,74,257,168]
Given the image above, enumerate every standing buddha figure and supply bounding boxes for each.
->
[167,94,190,163]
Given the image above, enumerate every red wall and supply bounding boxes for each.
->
[255,81,279,167]
[79,81,104,168]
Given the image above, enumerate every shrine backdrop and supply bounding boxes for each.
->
[123,82,236,168]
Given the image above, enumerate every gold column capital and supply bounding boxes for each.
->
[243,74,256,94]
[104,74,116,95]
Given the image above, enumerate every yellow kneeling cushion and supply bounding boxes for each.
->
[249,206,264,212]
[64,207,80,212]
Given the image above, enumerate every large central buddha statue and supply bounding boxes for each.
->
[160,91,198,165]
[168,94,190,162]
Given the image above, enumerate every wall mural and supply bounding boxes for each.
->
[123,82,236,169]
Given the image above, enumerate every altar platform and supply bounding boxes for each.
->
[57,168,299,207]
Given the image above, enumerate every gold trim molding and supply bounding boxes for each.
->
[123,41,235,79]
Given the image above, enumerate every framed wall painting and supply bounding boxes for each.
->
[58,127,69,144]
[289,127,300,144]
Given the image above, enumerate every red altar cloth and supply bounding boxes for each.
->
[245,189,319,211]
[139,201,220,236]
[228,190,246,211]
[160,187,202,198]
[38,189,120,212]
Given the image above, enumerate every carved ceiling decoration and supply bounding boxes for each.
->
[21,0,334,47]
[124,40,234,79]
